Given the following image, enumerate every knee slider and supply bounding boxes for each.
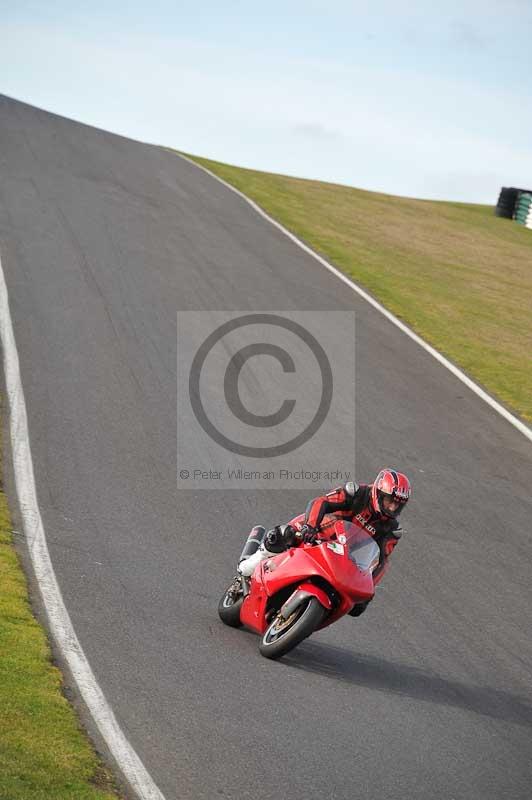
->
[264,526,285,553]
[264,524,297,553]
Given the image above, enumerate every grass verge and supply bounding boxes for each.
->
[0,407,122,800]
[180,153,532,423]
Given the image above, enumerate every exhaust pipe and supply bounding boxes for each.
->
[238,525,266,563]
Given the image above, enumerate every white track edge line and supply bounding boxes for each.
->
[177,152,532,444]
[0,256,166,800]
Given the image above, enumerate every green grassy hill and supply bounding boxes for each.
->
[181,153,532,423]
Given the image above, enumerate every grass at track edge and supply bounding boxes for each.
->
[0,401,123,800]
[176,151,532,425]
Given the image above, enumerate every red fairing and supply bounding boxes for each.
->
[239,516,378,635]
[283,583,333,613]
[240,578,270,633]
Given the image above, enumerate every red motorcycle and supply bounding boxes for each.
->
[218,514,382,659]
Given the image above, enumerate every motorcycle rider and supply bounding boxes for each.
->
[238,468,411,615]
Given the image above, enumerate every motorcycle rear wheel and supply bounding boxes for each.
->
[259,597,325,659]
[218,577,245,628]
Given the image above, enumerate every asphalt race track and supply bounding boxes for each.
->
[1,95,531,799]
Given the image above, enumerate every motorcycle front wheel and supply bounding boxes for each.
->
[218,577,245,628]
[259,597,326,660]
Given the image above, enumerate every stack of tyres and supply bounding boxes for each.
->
[514,192,532,229]
[495,187,519,218]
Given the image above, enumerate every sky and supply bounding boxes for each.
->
[2,1,532,202]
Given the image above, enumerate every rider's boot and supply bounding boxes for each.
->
[238,542,272,577]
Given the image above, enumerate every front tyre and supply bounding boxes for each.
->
[259,597,326,660]
[218,577,245,628]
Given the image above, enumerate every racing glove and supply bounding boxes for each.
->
[300,524,319,544]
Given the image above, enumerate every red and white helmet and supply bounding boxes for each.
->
[370,469,411,519]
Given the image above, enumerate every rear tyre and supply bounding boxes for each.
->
[259,597,326,660]
[218,577,245,628]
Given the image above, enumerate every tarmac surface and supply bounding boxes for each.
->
[1,94,531,799]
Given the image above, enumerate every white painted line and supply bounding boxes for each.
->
[178,153,532,443]
[0,256,166,800]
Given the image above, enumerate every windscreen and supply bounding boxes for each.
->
[335,520,380,572]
